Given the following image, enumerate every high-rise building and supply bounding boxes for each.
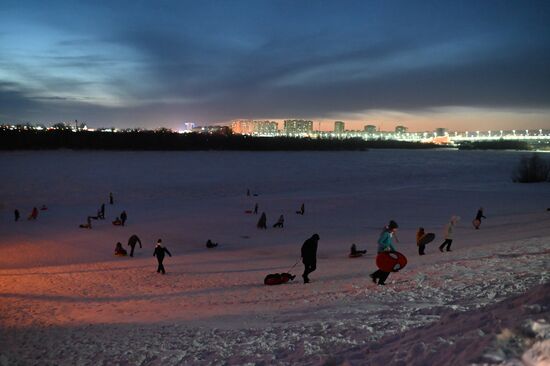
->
[283,120,313,134]
[231,120,278,135]
[395,125,408,134]
[334,121,345,133]
[435,128,447,137]
[364,125,377,133]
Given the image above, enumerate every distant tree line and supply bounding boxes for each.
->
[0,130,441,151]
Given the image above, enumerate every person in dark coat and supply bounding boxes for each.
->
[473,207,486,229]
[109,192,114,205]
[370,220,398,286]
[350,243,367,256]
[273,214,284,228]
[153,239,172,274]
[253,203,258,215]
[120,211,127,226]
[257,212,267,229]
[127,234,142,257]
[98,203,105,220]
[14,209,20,222]
[296,203,305,215]
[301,233,320,283]
[206,239,218,248]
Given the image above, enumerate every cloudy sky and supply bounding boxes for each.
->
[1,0,549,131]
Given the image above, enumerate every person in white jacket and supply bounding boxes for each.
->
[439,216,460,252]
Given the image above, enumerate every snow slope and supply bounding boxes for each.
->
[0,150,549,365]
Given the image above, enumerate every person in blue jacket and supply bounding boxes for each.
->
[369,220,398,285]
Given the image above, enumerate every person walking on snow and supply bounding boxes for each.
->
[301,233,320,283]
[127,234,142,257]
[253,203,258,215]
[153,239,172,274]
[370,220,399,286]
[14,209,20,222]
[439,216,460,252]
[98,203,105,219]
[28,207,38,220]
[473,207,486,229]
[109,192,114,205]
[120,210,127,226]
[296,203,305,215]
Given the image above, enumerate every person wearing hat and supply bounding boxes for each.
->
[439,216,459,252]
[370,220,399,285]
[153,239,172,274]
[301,233,320,284]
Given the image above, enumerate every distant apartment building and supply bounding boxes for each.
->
[231,120,278,135]
[284,119,313,134]
[435,128,447,137]
[364,125,377,133]
[334,121,345,133]
[395,125,408,134]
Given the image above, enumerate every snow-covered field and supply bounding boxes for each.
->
[0,150,549,365]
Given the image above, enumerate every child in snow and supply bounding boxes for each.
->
[439,216,460,252]
[369,220,398,285]
[114,242,127,256]
[473,207,486,229]
[153,239,172,274]
[28,207,38,220]
[206,239,218,248]
[350,243,367,256]
[273,214,284,228]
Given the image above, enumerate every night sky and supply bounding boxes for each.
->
[1,0,549,131]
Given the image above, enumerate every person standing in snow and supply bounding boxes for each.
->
[370,220,399,285]
[253,203,258,215]
[417,227,426,255]
[28,207,38,220]
[98,203,105,220]
[153,239,172,274]
[127,234,142,257]
[439,216,459,252]
[257,212,267,229]
[301,233,320,284]
[473,207,486,229]
[296,203,305,215]
[109,192,114,205]
[120,210,127,226]
[14,209,20,222]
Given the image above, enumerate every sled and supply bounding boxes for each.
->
[244,210,253,214]
[349,252,364,258]
[417,233,435,246]
[376,251,408,272]
[264,273,295,285]
[472,219,481,229]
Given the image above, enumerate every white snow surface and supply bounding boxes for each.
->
[0,150,549,365]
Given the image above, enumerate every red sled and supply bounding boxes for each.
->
[244,210,253,214]
[376,251,408,272]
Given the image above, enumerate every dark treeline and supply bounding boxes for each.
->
[0,130,440,151]
[458,140,532,150]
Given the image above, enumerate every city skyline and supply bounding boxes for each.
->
[1,1,550,131]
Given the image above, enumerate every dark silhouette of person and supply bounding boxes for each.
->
[28,207,38,220]
[350,243,367,256]
[417,227,426,255]
[257,212,267,229]
[206,239,218,248]
[153,239,172,274]
[14,209,20,222]
[301,233,320,283]
[109,192,114,205]
[114,242,127,256]
[273,214,284,228]
[98,204,105,220]
[127,234,142,257]
[370,220,398,286]
[296,203,305,215]
[474,207,486,229]
[120,211,127,226]
[254,203,258,215]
